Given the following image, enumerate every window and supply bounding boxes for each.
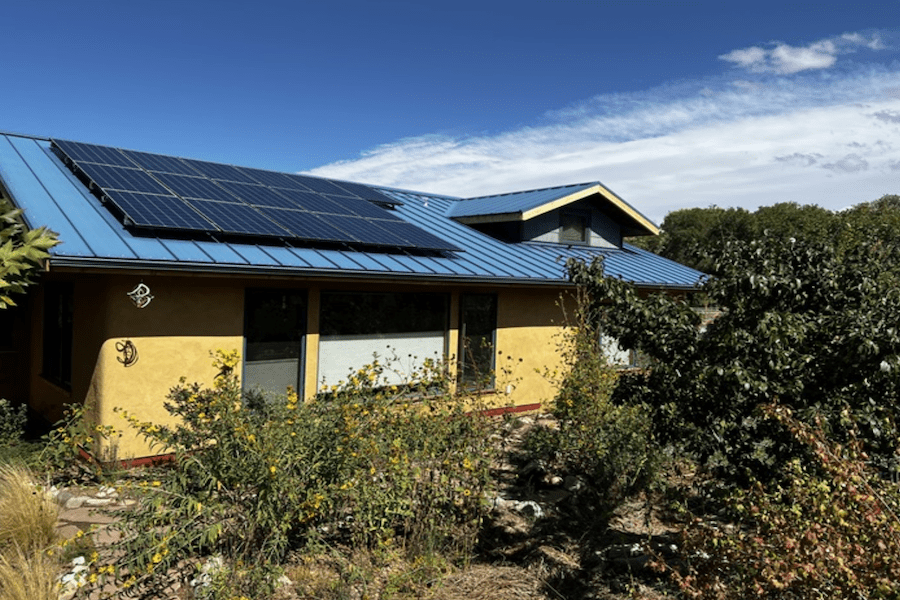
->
[560,212,589,244]
[459,294,497,389]
[42,283,73,388]
[243,289,307,398]
[318,292,449,389]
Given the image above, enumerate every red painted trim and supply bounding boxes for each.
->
[77,445,175,469]
[478,402,542,418]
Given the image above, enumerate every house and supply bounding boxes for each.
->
[0,131,703,461]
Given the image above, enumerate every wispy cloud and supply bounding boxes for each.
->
[309,30,900,222]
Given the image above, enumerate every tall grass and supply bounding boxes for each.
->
[0,464,58,553]
[0,547,60,600]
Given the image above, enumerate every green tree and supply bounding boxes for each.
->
[0,197,58,308]
[569,232,900,481]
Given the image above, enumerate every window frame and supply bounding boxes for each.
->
[559,210,591,245]
[42,282,74,390]
[242,288,308,399]
[458,293,498,391]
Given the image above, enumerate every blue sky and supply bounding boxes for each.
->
[3,1,899,222]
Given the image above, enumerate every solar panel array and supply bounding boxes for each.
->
[51,139,461,253]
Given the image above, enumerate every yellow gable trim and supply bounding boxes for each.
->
[521,184,659,235]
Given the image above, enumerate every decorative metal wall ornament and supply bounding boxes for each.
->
[115,340,138,367]
[127,283,154,308]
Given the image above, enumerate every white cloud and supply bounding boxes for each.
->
[719,33,884,74]
[309,32,900,223]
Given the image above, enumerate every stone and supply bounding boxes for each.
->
[84,497,114,507]
[514,500,544,519]
[64,496,86,510]
[55,489,74,506]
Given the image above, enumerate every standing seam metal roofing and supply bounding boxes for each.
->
[0,132,704,289]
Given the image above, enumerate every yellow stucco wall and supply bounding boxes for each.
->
[29,272,573,460]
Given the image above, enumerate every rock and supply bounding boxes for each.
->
[56,489,74,506]
[64,496,86,510]
[84,497,114,507]
[513,500,544,519]
[563,475,584,492]
[547,475,563,486]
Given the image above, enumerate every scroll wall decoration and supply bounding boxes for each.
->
[127,283,154,309]
[116,340,138,367]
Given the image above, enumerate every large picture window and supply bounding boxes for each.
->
[42,283,73,388]
[318,292,449,389]
[243,289,307,398]
[459,293,497,390]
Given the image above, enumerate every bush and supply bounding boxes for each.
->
[569,234,900,482]
[105,351,494,599]
[526,290,658,510]
[0,399,26,444]
[662,404,900,598]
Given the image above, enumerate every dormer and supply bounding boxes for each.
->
[447,182,658,247]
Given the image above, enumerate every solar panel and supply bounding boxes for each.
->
[270,188,347,213]
[53,139,135,167]
[213,181,283,207]
[260,208,349,242]
[241,168,312,191]
[181,159,258,184]
[325,195,404,220]
[318,214,410,247]
[105,191,213,230]
[330,180,403,205]
[51,139,458,253]
[121,149,201,176]
[154,173,239,202]
[289,175,352,196]
[190,200,290,237]
[77,163,171,194]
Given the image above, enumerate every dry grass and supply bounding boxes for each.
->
[0,464,59,553]
[0,546,61,600]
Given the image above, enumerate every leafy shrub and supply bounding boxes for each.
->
[662,404,900,598]
[0,399,26,444]
[569,234,900,482]
[40,402,118,480]
[526,290,658,510]
[0,464,58,554]
[105,350,494,599]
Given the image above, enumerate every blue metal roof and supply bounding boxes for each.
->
[0,132,704,289]
[447,183,598,218]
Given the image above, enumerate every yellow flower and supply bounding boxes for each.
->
[152,553,162,564]
[269,465,277,475]
[151,481,161,487]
